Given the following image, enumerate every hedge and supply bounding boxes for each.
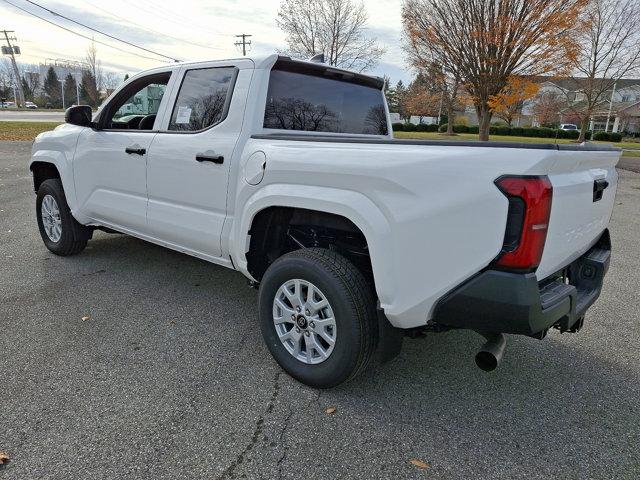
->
[592,131,623,142]
[393,122,438,132]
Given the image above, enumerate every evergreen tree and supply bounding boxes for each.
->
[79,70,99,107]
[63,74,78,106]
[43,66,62,108]
[394,80,408,121]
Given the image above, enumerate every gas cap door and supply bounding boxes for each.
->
[244,151,266,185]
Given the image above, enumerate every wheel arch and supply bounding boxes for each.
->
[231,184,395,309]
[29,150,81,216]
[30,161,61,192]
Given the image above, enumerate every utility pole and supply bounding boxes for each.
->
[1,30,26,108]
[234,34,252,56]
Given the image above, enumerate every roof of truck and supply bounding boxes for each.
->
[174,54,385,89]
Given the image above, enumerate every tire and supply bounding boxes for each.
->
[258,248,378,388]
[36,178,91,256]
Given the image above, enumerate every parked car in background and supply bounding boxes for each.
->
[25,101,38,109]
[29,54,620,388]
[1,100,15,108]
[559,123,578,131]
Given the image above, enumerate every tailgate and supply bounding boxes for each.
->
[536,148,620,280]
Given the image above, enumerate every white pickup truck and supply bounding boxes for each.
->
[30,54,619,388]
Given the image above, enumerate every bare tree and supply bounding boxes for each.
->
[102,71,122,92]
[276,0,384,72]
[532,91,566,126]
[403,0,587,140]
[85,41,104,91]
[566,0,640,141]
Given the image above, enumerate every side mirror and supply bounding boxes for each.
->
[65,105,93,127]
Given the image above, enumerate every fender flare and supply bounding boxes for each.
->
[29,150,86,220]
[231,183,396,309]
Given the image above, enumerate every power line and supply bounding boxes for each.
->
[20,0,180,62]
[235,34,252,56]
[132,0,235,38]
[1,0,171,63]
[81,0,226,52]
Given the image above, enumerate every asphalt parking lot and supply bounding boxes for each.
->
[1,140,639,479]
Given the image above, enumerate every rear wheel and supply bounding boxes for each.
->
[36,179,91,256]
[258,248,378,388]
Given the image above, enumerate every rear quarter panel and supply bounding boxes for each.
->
[233,138,571,328]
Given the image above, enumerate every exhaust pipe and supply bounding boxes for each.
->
[475,333,506,371]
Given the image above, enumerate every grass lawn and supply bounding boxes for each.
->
[0,122,62,141]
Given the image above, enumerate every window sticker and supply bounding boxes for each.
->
[175,105,192,124]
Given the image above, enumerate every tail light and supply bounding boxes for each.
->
[493,176,553,271]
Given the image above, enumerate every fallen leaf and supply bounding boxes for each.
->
[0,451,9,464]
[410,459,430,470]
[81,315,91,321]
[324,406,337,415]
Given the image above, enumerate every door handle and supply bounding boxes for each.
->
[125,147,146,155]
[196,153,224,164]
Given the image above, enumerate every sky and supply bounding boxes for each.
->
[1,0,412,84]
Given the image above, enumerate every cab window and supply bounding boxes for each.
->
[101,72,171,130]
[168,67,236,132]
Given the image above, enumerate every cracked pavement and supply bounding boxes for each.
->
[1,141,639,479]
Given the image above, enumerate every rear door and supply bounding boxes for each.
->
[145,60,250,259]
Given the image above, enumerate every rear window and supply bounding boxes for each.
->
[263,69,388,135]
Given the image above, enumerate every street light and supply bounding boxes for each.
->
[58,79,65,110]
[71,72,80,105]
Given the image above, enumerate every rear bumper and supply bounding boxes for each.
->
[432,230,611,337]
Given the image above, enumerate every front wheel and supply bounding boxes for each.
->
[258,248,378,388]
[36,178,91,256]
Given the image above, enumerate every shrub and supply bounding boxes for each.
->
[392,122,404,131]
[490,125,511,136]
[592,131,622,142]
[438,123,448,133]
[454,124,469,133]
[592,131,609,141]
[539,127,557,138]
[403,122,417,132]
[416,123,438,132]
[561,129,580,140]
[609,132,622,142]
[467,125,479,134]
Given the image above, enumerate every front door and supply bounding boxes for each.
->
[73,70,175,233]
[146,64,244,258]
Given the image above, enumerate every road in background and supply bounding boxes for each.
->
[0,110,65,122]
[1,141,639,479]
